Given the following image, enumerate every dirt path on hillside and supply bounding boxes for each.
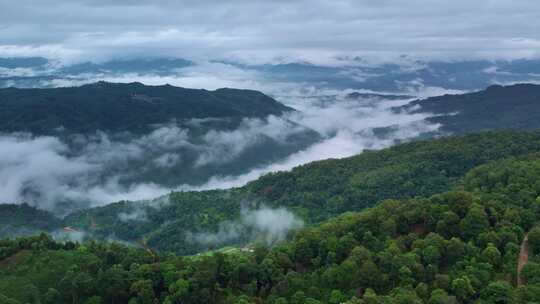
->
[517,233,529,286]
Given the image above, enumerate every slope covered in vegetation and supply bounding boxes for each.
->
[2,150,540,303]
[0,204,61,239]
[58,130,540,254]
[0,82,293,135]
[401,83,540,134]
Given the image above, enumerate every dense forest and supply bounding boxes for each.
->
[2,83,540,302]
[0,82,292,135]
[2,142,540,303]
[0,82,321,197]
[2,82,540,137]
[59,130,540,254]
[0,204,61,239]
[4,130,540,254]
[400,83,540,134]
[1,83,539,200]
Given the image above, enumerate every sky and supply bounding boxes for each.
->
[1,0,540,65]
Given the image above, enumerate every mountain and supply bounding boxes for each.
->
[2,132,540,303]
[345,92,413,100]
[399,83,540,134]
[17,130,536,255]
[3,57,540,92]
[2,81,540,301]
[60,58,193,75]
[0,81,293,135]
[245,59,540,91]
[0,82,320,207]
[3,83,540,232]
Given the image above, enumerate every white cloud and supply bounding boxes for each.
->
[0,89,440,212]
[1,1,540,65]
[195,115,306,166]
[187,92,439,190]
[185,205,304,246]
[0,134,97,209]
[0,114,311,210]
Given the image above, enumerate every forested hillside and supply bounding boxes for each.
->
[0,82,292,135]
[0,204,61,239]
[55,130,540,254]
[2,148,540,303]
[4,130,540,255]
[0,82,322,207]
[401,83,540,134]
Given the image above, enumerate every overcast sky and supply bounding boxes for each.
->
[1,0,540,65]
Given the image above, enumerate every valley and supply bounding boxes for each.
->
[3,1,540,302]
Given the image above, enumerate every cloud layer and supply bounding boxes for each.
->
[0,88,438,213]
[0,114,313,212]
[1,0,540,64]
[195,91,439,190]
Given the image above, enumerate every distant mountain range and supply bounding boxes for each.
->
[2,83,540,252]
[345,92,413,100]
[0,82,319,212]
[2,57,540,92]
[0,81,292,135]
[4,130,540,253]
[400,83,540,134]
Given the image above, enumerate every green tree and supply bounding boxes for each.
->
[43,288,61,304]
[358,260,381,287]
[480,281,513,304]
[98,265,130,304]
[451,276,475,302]
[428,289,457,304]
[528,226,540,254]
[423,246,442,266]
[130,280,156,304]
[445,238,466,265]
[329,290,346,304]
[85,296,103,304]
[0,294,21,304]
[481,243,501,267]
[363,288,380,304]
[459,204,490,240]
[274,298,288,304]
[521,262,540,284]
[291,291,306,304]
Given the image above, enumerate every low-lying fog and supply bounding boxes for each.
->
[0,63,455,214]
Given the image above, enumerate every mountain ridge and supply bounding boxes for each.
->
[0,81,294,135]
[398,83,540,134]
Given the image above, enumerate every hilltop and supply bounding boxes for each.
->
[0,81,293,135]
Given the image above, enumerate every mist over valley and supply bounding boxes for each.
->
[2,2,540,302]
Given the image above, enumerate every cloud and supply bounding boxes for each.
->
[1,1,540,65]
[118,208,148,223]
[185,205,304,246]
[195,115,307,166]
[0,69,444,213]
[23,61,287,93]
[0,85,441,213]
[51,229,87,243]
[243,207,304,244]
[153,153,181,168]
[0,134,97,210]
[0,114,315,212]
[188,91,439,190]
[41,61,270,90]
[396,78,468,98]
